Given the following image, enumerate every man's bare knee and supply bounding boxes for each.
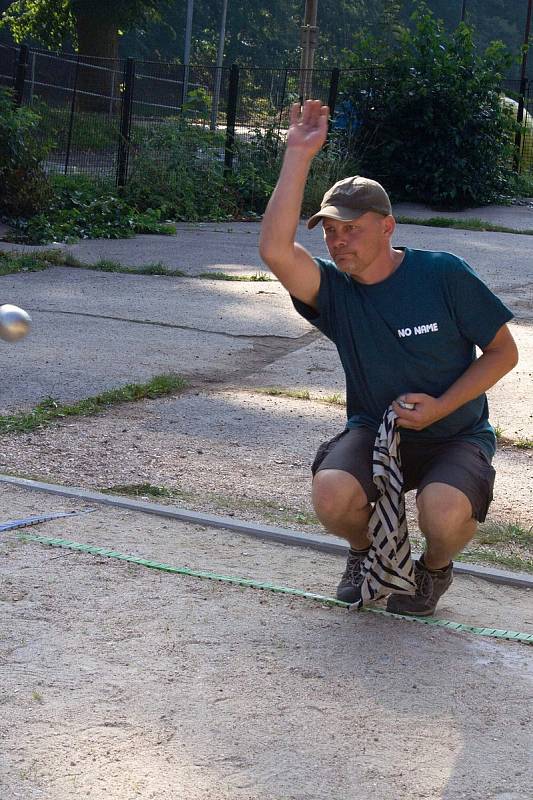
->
[312,469,369,522]
[417,482,473,534]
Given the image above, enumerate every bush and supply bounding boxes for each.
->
[124,121,359,221]
[123,122,238,220]
[10,174,175,244]
[339,5,516,208]
[302,132,361,216]
[0,88,53,216]
[229,127,284,215]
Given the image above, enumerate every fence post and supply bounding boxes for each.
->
[325,67,340,149]
[13,44,29,107]
[514,80,527,173]
[224,64,239,175]
[116,57,136,187]
[64,56,80,176]
[276,68,289,155]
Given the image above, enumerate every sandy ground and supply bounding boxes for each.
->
[1,485,533,800]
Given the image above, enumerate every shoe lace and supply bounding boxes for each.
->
[342,550,368,585]
[414,562,433,600]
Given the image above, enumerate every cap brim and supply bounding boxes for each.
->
[306,205,366,230]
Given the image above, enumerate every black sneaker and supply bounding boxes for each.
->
[336,547,370,603]
[386,558,453,616]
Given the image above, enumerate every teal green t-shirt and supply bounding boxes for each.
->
[292,248,514,459]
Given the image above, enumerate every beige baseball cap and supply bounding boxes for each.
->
[307,176,392,229]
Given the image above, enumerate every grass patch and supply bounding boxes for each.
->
[0,252,187,277]
[197,271,273,281]
[410,518,533,574]
[0,249,81,275]
[395,215,533,235]
[102,483,195,502]
[101,482,319,528]
[0,250,190,277]
[515,437,533,450]
[253,387,345,406]
[90,259,186,277]
[454,549,533,574]
[322,393,345,406]
[475,520,533,547]
[255,387,312,400]
[0,374,187,434]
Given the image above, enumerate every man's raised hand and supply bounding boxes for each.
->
[286,100,329,157]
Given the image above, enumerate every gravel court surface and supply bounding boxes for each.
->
[1,484,532,800]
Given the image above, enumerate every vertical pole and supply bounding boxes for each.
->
[64,56,80,176]
[13,44,29,108]
[460,0,467,22]
[324,66,339,148]
[210,0,228,131]
[182,0,194,109]
[117,57,136,187]
[29,50,36,105]
[514,0,532,171]
[224,64,239,174]
[276,67,289,147]
[299,0,319,103]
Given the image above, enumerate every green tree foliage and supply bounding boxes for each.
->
[340,6,516,207]
[2,1,529,80]
[1,0,171,54]
[1,1,173,109]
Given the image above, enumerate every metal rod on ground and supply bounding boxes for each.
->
[514,0,533,171]
[210,0,228,131]
[182,0,194,109]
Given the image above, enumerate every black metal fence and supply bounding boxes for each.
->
[1,42,532,185]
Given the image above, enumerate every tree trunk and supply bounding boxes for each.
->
[73,11,120,114]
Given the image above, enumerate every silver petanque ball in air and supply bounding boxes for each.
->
[0,304,32,342]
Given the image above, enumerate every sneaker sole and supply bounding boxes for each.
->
[386,605,437,617]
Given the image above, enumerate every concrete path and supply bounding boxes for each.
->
[1,217,532,436]
[394,201,533,229]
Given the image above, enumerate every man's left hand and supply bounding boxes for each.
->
[392,393,446,430]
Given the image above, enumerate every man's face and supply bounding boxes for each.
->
[322,212,394,278]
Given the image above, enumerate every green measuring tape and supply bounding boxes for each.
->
[16,532,533,646]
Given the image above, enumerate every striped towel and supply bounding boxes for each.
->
[351,406,417,609]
